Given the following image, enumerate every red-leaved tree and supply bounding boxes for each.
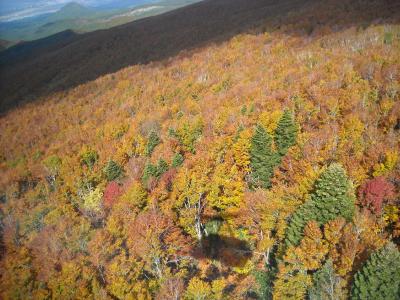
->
[103,181,122,208]
[358,177,395,214]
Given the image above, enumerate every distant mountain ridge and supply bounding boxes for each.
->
[51,2,94,19]
[0,0,201,42]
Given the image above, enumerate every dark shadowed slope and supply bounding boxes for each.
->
[0,0,399,112]
[0,0,317,111]
[0,39,13,51]
[0,30,82,66]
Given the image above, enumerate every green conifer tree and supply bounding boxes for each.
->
[274,109,298,156]
[155,159,169,177]
[103,160,123,181]
[285,201,316,247]
[250,124,278,189]
[171,153,184,168]
[285,164,354,246]
[145,130,161,157]
[142,162,157,185]
[351,242,400,300]
[142,159,169,185]
[311,163,354,224]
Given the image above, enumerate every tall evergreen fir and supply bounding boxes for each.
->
[250,124,278,189]
[171,153,184,168]
[285,163,355,247]
[145,130,161,157]
[274,109,298,156]
[155,158,169,177]
[142,162,157,185]
[285,201,316,247]
[311,163,355,224]
[142,159,169,185]
[103,160,123,181]
[351,242,400,300]
[254,267,277,300]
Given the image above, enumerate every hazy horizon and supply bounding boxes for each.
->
[0,0,154,22]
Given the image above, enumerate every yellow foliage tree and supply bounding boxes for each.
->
[47,261,94,300]
[232,130,251,173]
[232,129,252,173]
[83,186,103,212]
[373,150,398,177]
[273,263,312,300]
[172,165,210,239]
[294,221,329,271]
[120,181,148,209]
[184,277,212,300]
[338,114,365,158]
[259,110,283,135]
[105,255,149,300]
[207,163,244,211]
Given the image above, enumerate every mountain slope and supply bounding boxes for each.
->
[0,29,81,66]
[2,0,398,114]
[0,0,321,112]
[0,0,399,299]
[0,1,201,44]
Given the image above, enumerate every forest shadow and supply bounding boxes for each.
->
[0,0,399,113]
[192,233,252,268]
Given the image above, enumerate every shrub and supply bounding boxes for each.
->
[384,32,393,45]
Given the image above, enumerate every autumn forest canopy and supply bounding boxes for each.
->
[0,0,400,299]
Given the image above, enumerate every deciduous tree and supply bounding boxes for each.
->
[358,177,395,214]
[308,260,345,300]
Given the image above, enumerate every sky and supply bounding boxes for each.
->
[0,0,152,22]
